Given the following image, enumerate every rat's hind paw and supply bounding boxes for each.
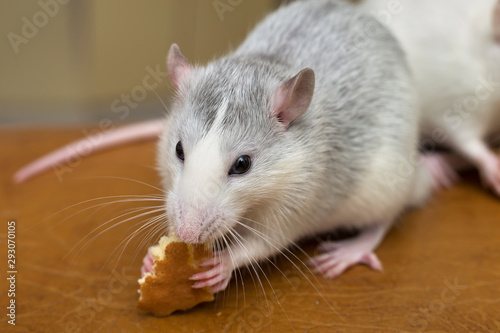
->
[478,153,500,196]
[421,153,459,190]
[308,225,387,278]
[308,238,383,279]
[190,251,232,293]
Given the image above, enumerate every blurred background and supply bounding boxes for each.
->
[0,0,283,127]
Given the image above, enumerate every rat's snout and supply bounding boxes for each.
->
[172,169,226,243]
[176,220,202,243]
[171,152,227,243]
[173,201,221,244]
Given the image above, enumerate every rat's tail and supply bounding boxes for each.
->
[13,119,165,184]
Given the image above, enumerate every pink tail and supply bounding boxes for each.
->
[13,119,165,183]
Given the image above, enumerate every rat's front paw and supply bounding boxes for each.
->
[190,251,233,293]
[141,246,155,277]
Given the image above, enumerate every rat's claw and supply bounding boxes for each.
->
[190,251,232,293]
[210,279,232,293]
[358,253,383,271]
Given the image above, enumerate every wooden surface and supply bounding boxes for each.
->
[1,127,500,333]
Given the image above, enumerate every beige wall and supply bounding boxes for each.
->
[0,0,280,125]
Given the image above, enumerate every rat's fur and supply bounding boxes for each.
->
[158,0,433,282]
[13,0,435,284]
[360,0,500,194]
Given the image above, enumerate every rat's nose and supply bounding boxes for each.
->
[175,206,221,244]
[175,204,213,244]
[176,220,203,244]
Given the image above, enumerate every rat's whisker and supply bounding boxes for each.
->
[229,220,296,287]
[223,225,273,327]
[232,219,341,319]
[24,194,165,233]
[221,227,256,292]
[223,232,241,311]
[214,230,232,309]
[227,224,297,332]
[218,228,249,313]
[65,205,165,260]
[239,215,330,283]
[150,87,171,116]
[132,214,169,261]
[105,212,168,272]
[105,221,158,272]
[67,207,165,264]
[50,196,165,230]
[229,230,266,309]
[83,176,168,194]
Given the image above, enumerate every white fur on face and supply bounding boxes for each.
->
[178,98,229,206]
[178,133,225,210]
[172,99,233,242]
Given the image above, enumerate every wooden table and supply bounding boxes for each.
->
[1,127,499,333]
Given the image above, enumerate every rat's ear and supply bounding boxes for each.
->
[167,43,192,90]
[272,68,315,129]
[494,1,500,42]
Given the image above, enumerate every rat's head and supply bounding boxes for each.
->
[158,44,314,244]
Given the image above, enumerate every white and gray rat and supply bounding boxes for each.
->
[15,0,437,292]
[146,0,437,292]
[360,0,500,195]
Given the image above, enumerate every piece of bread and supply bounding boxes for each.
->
[137,234,214,316]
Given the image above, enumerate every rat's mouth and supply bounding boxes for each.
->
[199,220,225,244]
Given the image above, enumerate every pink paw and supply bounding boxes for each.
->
[308,241,383,279]
[479,154,500,196]
[141,246,155,277]
[190,251,233,293]
[421,153,459,190]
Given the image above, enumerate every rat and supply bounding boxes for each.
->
[145,0,441,292]
[14,0,444,292]
[359,0,500,195]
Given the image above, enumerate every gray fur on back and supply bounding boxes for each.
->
[166,0,415,231]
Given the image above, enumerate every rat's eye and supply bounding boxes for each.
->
[175,141,184,161]
[229,155,251,175]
